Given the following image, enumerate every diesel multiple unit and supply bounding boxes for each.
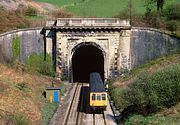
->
[89,72,108,111]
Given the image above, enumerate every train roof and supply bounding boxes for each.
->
[89,72,106,92]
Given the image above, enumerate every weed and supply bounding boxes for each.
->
[40,100,58,125]
[25,6,38,17]
[164,3,180,20]
[12,35,20,61]
[6,112,30,125]
[166,20,178,31]
[51,9,73,18]
[14,82,29,91]
[25,53,55,77]
[111,64,180,115]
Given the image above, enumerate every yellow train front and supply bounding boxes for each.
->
[89,72,108,111]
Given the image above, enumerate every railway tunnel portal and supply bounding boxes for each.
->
[72,42,104,83]
[43,18,131,82]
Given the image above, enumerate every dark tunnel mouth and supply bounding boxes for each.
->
[72,44,104,83]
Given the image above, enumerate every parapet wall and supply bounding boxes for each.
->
[131,27,180,67]
[0,28,44,62]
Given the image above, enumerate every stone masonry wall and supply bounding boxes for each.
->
[0,26,179,81]
[55,31,123,81]
[0,28,44,63]
[131,27,180,67]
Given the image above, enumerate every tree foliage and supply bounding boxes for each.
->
[146,0,165,12]
[110,64,180,113]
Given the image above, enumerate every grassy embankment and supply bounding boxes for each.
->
[0,0,179,33]
[0,63,58,125]
[36,0,180,34]
[0,35,63,125]
[35,0,178,17]
[109,53,180,125]
[0,6,45,33]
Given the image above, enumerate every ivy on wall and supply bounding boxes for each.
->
[12,35,20,61]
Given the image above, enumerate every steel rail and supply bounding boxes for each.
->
[63,83,79,125]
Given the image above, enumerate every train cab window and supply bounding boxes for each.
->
[97,94,101,101]
[102,94,106,100]
[92,94,96,100]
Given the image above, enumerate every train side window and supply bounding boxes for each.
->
[92,94,96,100]
[97,94,101,101]
[102,94,106,100]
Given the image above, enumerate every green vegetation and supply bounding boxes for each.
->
[12,36,20,61]
[125,113,180,125]
[35,0,179,17]
[40,101,58,125]
[109,53,180,124]
[51,9,73,18]
[0,7,30,33]
[166,20,178,31]
[0,62,65,124]
[35,0,180,33]
[164,3,180,20]
[14,82,30,91]
[111,64,180,112]
[5,112,30,125]
[25,6,38,17]
[110,53,180,83]
[25,53,55,77]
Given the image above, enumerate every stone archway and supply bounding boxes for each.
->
[72,42,105,83]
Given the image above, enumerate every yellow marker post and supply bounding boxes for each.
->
[50,96,53,103]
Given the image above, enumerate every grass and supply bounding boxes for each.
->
[109,53,180,124]
[0,63,59,124]
[26,15,45,20]
[111,53,180,86]
[125,113,180,125]
[0,8,29,33]
[5,112,30,125]
[40,100,58,125]
[25,53,55,77]
[14,82,31,91]
[35,0,179,17]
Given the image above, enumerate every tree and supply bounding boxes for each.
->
[156,0,165,12]
[146,0,165,12]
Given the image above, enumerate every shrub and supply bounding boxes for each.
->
[144,10,161,28]
[111,88,128,111]
[110,64,180,113]
[25,6,38,17]
[51,9,73,18]
[114,8,130,19]
[6,113,30,125]
[25,53,55,77]
[164,3,180,20]
[14,82,29,91]
[0,8,30,33]
[166,20,178,31]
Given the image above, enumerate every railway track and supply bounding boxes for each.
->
[63,83,84,125]
[93,111,107,125]
[62,83,116,125]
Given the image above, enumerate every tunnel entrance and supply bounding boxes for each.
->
[72,44,104,83]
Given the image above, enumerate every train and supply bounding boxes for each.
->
[89,72,108,111]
